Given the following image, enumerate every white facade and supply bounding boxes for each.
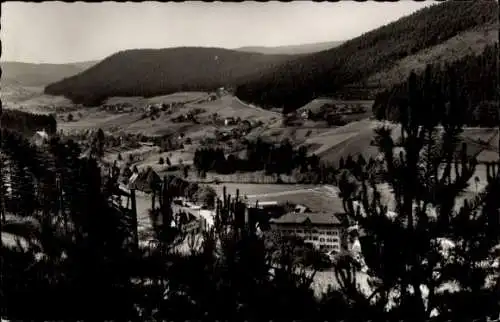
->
[275,225,343,253]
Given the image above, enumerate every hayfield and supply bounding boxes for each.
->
[105,91,209,106]
[104,146,161,165]
[310,120,498,165]
[208,183,316,199]
[244,187,345,213]
[2,85,74,114]
[246,125,334,144]
[185,95,280,122]
[305,119,397,164]
[57,108,143,132]
[137,150,195,173]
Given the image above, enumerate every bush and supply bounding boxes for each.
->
[193,185,217,209]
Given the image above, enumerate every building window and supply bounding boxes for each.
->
[320,238,325,242]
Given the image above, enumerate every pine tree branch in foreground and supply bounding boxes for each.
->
[336,68,500,321]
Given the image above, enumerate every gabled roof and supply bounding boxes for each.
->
[34,130,49,139]
[128,168,162,192]
[270,212,343,226]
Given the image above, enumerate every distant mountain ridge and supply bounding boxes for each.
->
[1,40,339,88]
[235,40,344,55]
[42,1,498,110]
[43,47,297,106]
[1,60,99,87]
[235,0,499,112]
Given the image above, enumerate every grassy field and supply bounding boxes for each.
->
[56,94,281,139]
[2,85,74,114]
[244,187,345,213]
[309,120,499,165]
[303,119,395,164]
[105,91,209,106]
[208,183,316,198]
[192,95,280,122]
[246,125,334,144]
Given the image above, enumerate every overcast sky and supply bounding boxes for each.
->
[2,1,436,64]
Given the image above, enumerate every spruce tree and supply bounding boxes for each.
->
[334,67,500,321]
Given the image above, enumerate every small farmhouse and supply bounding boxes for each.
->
[224,117,236,126]
[31,130,49,147]
[128,167,162,193]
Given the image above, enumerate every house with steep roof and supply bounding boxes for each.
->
[270,211,348,254]
[128,167,162,193]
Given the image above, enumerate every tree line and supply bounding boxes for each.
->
[193,139,388,185]
[193,139,323,177]
[372,43,499,127]
[1,109,57,136]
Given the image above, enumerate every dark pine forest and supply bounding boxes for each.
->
[235,1,497,113]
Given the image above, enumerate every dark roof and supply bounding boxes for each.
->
[270,212,343,226]
[128,168,162,192]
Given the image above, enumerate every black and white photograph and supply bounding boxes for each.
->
[1,0,499,320]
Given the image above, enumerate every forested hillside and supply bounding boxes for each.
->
[1,109,57,136]
[234,1,498,112]
[372,43,499,127]
[44,48,295,106]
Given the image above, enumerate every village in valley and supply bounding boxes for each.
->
[26,87,368,270]
[1,1,499,320]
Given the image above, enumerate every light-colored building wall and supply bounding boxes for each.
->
[273,224,344,253]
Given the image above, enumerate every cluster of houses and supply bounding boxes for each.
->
[101,103,136,113]
[300,102,367,120]
[143,92,220,115]
[123,167,354,260]
[122,168,355,260]
[28,127,356,261]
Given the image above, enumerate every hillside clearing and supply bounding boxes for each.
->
[364,23,499,88]
[308,120,499,165]
[57,94,280,137]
